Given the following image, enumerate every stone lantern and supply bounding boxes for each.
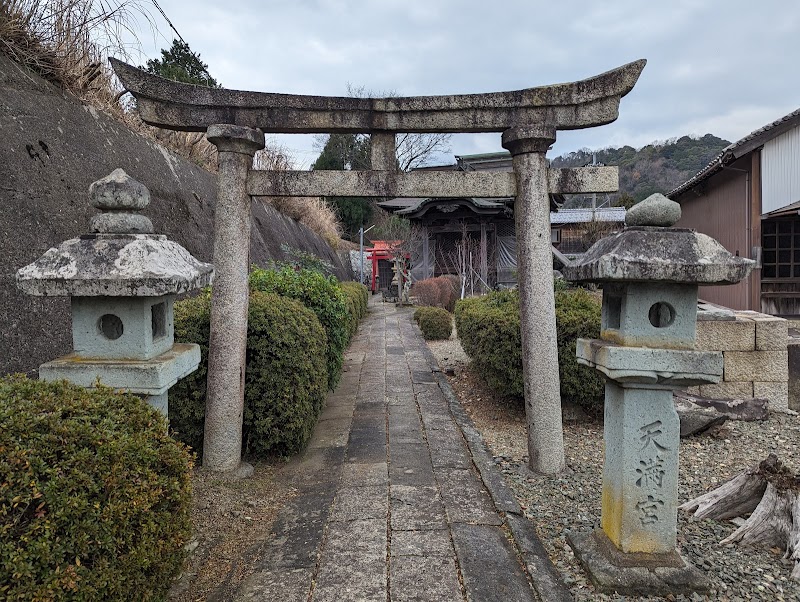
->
[16,169,213,415]
[562,194,753,595]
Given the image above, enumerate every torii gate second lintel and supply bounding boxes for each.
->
[111,60,646,475]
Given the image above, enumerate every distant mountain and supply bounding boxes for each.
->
[550,134,731,207]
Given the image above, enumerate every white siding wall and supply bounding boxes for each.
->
[762,125,800,214]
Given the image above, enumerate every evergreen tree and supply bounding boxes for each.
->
[312,134,373,240]
[144,39,219,87]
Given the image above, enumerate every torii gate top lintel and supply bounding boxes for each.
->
[110,58,646,134]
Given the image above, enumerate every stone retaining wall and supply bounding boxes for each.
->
[688,310,789,412]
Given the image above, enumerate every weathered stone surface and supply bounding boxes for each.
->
[674,390,769,421]
[339,462,388,487]
[390,442,436,486]
[568,530,708,597]
[734,311,789,351]
[112,57,647,133]
[16,234,214,297]
[89,212,154,234]
[329,485,388,522]
[89,168,150,210]
[390,485,447,531]
[313,557,386,602]
[390,555,462,602]
[576,338,723,386]
[724,350,788,382]
[563,227,754,285]
[451,523,538,602]
[699,381,754,399]
[602,383,680,553]
[674,396,728,437]
[235,567,313,602]
[306,417,351,449]
[436,468,503,526]
[38,342,199,396]
[71,295,174,360]
[753,380,789,413]
[505,514,573,602]
[790,332,800,411]
[624,193,681,227]
[203,124,263,473]
[506,140,565,475]
[600,282,698,350]
[695,318,755,352]
[390,529,453,557]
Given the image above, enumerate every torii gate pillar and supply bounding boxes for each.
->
[503,126,565,474]
[204,124,264,472]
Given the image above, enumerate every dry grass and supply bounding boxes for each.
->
[263,196,343,249]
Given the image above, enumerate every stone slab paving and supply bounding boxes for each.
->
[235,297,570,602]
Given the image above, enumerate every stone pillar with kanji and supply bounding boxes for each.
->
[563,193,754,596]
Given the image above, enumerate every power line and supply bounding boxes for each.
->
[151,0,186,45]
[149,0,215,86]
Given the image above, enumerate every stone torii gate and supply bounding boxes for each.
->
[112,58,646,475]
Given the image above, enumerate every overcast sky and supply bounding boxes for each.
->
[125,0,800,168]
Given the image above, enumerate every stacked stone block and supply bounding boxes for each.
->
[692,311,788,412]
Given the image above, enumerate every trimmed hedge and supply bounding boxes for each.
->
[455,290,523,395]
[249,266,348,390]
[170,291,328,458]
[0,376,192,601]
[455,288,604,411]
[340,281,369,340]
[414,306,453,340]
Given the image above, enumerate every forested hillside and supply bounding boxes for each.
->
[551,134,730,207]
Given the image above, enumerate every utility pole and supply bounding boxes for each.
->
[359,224,375,284]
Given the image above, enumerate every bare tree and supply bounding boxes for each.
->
[344,84,453,172]
[435,221,488,299]
[395,131,452,171]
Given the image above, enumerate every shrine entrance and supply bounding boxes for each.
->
[112,58,645,475]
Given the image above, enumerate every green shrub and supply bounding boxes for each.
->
[170,291,328,458]
[0,376,192,601]
[455,290,523,395]
[340,281,368,340]
[455,288,604,411]
[414,306,453,340]
[249,266,348,390]
[554,288,604,408]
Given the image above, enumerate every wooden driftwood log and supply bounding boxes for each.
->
[680,454,800,580]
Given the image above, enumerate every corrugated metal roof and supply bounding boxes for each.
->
[550,207,627,224]
[669,107,800,199]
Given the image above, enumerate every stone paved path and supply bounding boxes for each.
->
[235,297,568,601]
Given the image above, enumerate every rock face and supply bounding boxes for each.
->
[0,54,350,376]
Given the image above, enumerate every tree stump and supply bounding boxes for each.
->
[680,454,800,579]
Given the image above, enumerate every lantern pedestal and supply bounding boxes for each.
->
[567,529,706,597]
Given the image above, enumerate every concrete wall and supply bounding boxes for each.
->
[0,54,350,376]
[689,311,789,412]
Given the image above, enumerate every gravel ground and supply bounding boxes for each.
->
[427,335,800,602]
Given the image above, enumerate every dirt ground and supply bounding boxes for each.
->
[169,460,294,602]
